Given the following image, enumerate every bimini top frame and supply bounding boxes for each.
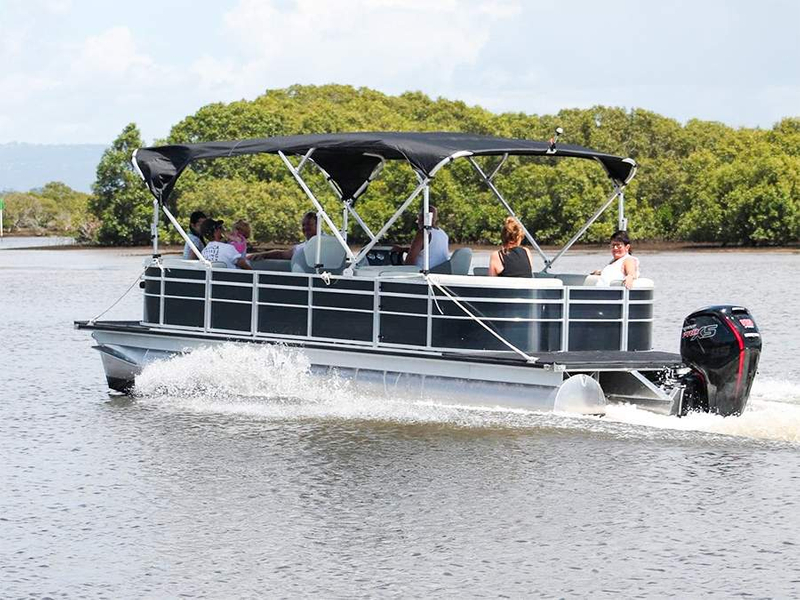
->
[132,131,637,272]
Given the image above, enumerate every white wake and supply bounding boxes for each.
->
[134,344,800,443]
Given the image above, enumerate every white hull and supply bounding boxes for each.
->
[90,326,616,415]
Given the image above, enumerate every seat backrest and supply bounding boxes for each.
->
[588,275,655,288]
[429,247,472,275]
[583,274,602,286]
[291,235,347,274]
[251,258,292,272]
[554,273,591,286]
[449,247,472,275]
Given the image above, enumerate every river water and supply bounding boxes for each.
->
[1,246,799,598]
[0,236,75,250]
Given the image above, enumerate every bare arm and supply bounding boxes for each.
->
[252,248,294,260]
[235,257,253,270]
[488,250,503,276]
[403,230,424,266]
[622,257,638,289]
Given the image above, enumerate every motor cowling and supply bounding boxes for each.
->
[679,306,761,416]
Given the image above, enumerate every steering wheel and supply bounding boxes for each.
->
[390,249,405,266]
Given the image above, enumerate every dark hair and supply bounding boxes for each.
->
[610,230,631,244]
[610,230,632,253]
[302,210,317,223]
[189,211,208,242]
[200,218,224,238]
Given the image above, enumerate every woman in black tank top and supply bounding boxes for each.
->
[488,217,533,278]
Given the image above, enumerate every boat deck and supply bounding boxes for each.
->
[444,350,684,370]
[76,320,683,373]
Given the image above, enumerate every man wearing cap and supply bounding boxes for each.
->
[400,205,449,269]
[200,219,252,270]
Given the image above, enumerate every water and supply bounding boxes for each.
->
[0,235,75,250]
[1,246,799,598]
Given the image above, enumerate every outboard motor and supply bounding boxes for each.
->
[679,306,761,416]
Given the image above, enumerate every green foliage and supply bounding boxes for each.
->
[89,123,153,245]
[88,85,800,247]
[1,182,91,237]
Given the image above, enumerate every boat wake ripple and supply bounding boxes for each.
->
[134,343,800,443]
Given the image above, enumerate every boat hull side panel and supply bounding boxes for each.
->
[89,328,576,410]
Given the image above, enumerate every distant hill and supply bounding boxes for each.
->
[0,142,107,193]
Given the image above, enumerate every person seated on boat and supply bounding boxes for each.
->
[401,205,449,268]
[228,219,251,258]
[182,210,207,260]
[200,219,253,270]
[252,211,318,260]
[591,230,639,288]
[488,217,533,277]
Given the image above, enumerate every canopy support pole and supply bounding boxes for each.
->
[296,149,314,173]
[350,155,386,200]
[422,184,430,274]
[278,150,357,267]
[161,204,211,267]
[488,153,509,180]
[468,157,550,265]
[545,184,624,271]
[354,176,431,266]
[618,189,628,231]
[151,198,159,256]
[308,156,382,243]
[315,207,323,268]
[347,204,376,241]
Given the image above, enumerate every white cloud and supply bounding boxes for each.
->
[194,0,522,100]
[1,0,798,144]
[42,0,72,14]
[0,72,60,104]
[76,26,153,77]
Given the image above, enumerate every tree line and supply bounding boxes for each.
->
[5,85,799,246]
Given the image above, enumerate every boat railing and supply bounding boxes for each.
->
[141,264,654,354]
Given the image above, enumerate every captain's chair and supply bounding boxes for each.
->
[430,248,473,275]
[291,236,347,274]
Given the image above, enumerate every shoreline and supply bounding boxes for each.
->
[4,240,798,254]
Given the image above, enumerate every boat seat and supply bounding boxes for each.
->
[583,274,602,286]
[472,267,489,276]
[291,235,347,274]
[430,247,473,275]
[377,266,422,277]
[251,258,291,272]
[554,273,591,286]
[160,257,205,269]
[586,275,655,288]
[621,277,654,289]
[159,257,227,270]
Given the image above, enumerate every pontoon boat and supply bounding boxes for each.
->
[76,132,761,416]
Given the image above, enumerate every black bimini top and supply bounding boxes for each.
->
[133,132,637,204]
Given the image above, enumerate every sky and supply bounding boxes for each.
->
[1,0,799,145]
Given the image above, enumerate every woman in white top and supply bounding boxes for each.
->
[592,230,639,288]
[404,205,450,269]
